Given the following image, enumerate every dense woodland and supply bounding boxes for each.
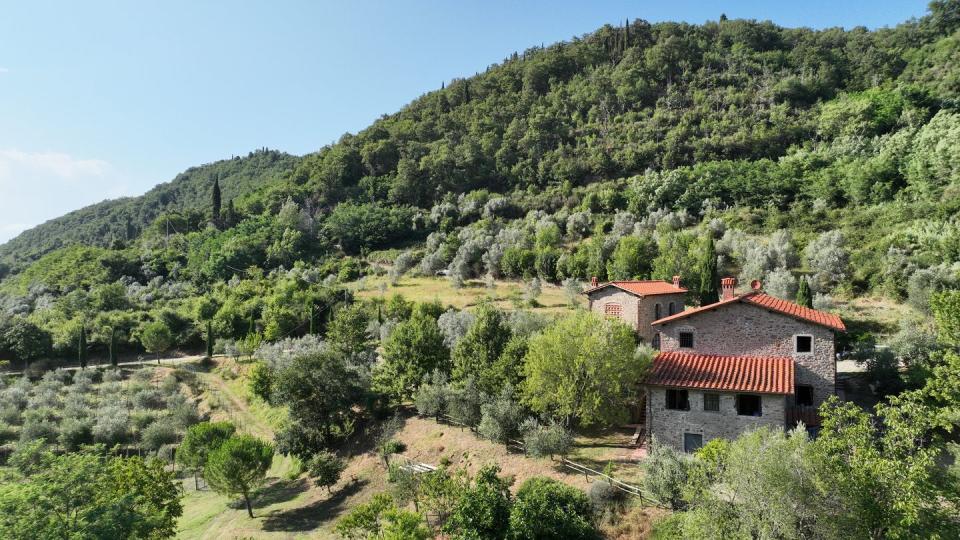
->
[0,2,959,538]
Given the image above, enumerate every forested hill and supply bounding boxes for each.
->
[0,149,299,272]
[1,3,959,307]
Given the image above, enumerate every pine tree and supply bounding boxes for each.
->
[212,175,222,227]
[78,325,88,369]
[697,235,720,305]
[796,276,813,308]
[206,320,214,358]
[109,327,118,368]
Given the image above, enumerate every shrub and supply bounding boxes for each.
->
[414,370,447,420]
[132,388,166,410]
[478,385,524,443]
[521,419,573,459]
[642,438,692,509]
[589,481,627,524]
[93,405,130,445]
[58,416,94,451]
[508,477,596,539]
[805,230,848,292]
[142,418,180,450]
[307,450,347,493]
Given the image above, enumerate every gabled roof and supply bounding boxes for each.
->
[645,351,795,395]
[582,280,687,297]
[650,291,846,332]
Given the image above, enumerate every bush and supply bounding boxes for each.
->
[478,385,524,443]
[508,477,596,539]
[142,418,180,450]
[414,370,447,420]
[522,419,573,459]
[93,405,130,445]
[642,438,692,510]
[58,416,94,451]
[588,481,627,524]
[307,450,347,493]
[132,388,166,410]
[248,362,273,403]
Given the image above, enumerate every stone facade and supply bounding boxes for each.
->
[587,287,685,343]
[653,301,836,410]
[646,386,786,450]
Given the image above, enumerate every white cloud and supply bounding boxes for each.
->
[0,149,127,244]
[0,149,110,181]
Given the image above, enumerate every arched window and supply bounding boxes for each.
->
[668,302,676,315]
[652,333,661,350]
[654,303,661,319]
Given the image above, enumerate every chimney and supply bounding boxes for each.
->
[721,277,737,300]
[672,275,681,288]
[590,276,598,287]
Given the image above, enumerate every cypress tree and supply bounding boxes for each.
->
[307,301,316,335]
[78,325,88,370]
[206,320,214,358]
[796,276,813,308]
[109,327,118,368]
[697,235,720,305]
[212,175,222,227]
[224,199,236,227]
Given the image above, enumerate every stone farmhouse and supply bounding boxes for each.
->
[584,276,846,452]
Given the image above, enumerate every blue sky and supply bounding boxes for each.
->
[0,0,930,243]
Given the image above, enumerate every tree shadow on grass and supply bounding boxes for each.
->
[260,478,369,532]
[253,477,310,508]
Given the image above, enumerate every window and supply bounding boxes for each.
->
[736,394,762,416]
[652,333,661,350]
[668,302,676,315]
[604,303,622,318]
[795,335,813,354]
[703,393,720,412]
[654,303,661,319]
[665,389,689,411]
[679,331,694,348]
[795,385,814,407]
[683,433,703,453]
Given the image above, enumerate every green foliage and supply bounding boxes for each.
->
[335,493,431,540]
[451,303,512,394]
[795,276,813,308]
[508,477,597,540]
[177,421,236,482]
[326,303,372,360]
[0,448,182,539]
[272,351,368,458]
[931,290,960,346]
[521,419,573,459]
[445,465,513,540]
[374,311,450,401]
[325,202,418,254]
[306,450,347,493]
[523,312,649,426]
[478,384,524,443]
[606,235,656,280]
[696,234,719,305]
[641,438,692,510]
[204,434,274,518]
[248,361,274,403]
[140,320,174,360]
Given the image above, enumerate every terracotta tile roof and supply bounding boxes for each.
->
[651,291,846,332]
[582,280,687,297]
[646,351,795,395]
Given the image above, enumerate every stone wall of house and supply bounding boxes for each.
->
[653,302,836,409]
[587,288,686,343]
[646,386,786,451]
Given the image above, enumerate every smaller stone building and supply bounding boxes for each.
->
[582,277,687,343]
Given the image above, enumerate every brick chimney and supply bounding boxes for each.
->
[672,275,681,288]
[721,277,737,300]
[590,276,598,287]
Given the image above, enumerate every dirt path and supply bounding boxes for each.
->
[199,369,274,440]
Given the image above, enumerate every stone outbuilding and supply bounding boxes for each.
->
[582,276,687,343]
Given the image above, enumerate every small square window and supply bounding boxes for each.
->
[679,332,694,348]
[683,433,703,453]
[795,385,814,407]
[795,335,813,354]
[703,393,719,412]
[666,389,689,411]
[736,394,762,416]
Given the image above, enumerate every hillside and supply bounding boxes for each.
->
[0,149,300,274]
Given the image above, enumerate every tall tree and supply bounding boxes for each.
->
[78,324,88,370]
[697,234,719,305]
[178,421,236,490]
[373,311,450,401]
[211,175,222,227]
[206,320,214,359]
[796,276,813,308]
[108,327,118,368]
[451,303,512,394]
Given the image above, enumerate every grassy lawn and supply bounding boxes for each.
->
[352,275,582,314]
